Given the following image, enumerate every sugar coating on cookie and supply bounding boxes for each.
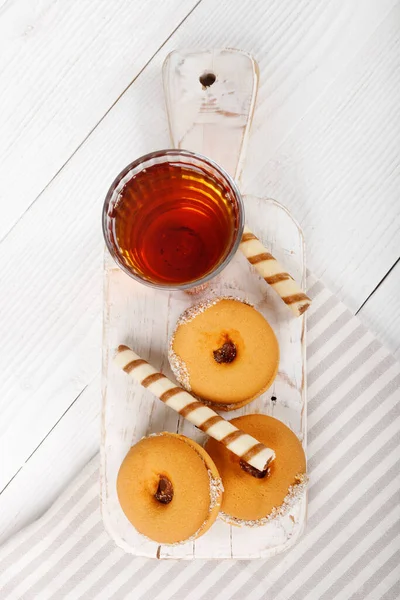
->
[117,433,223,544]
[169,298,280,410]
[205,414,307,524]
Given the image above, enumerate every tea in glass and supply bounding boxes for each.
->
[103,150,244,289]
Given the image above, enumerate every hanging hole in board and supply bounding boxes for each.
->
[199,72,216,89]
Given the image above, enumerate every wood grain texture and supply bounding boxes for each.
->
[157,0,399,309]
[0,376,100,545]
[1,0,399,542]
[242,2,400,312]
[358,261,400,361]
[163,48,310,316]
[0,0,199,240]
[102,197,307,559]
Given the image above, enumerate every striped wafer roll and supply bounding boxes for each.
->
[115,345,275,472]
[240,226,311,316]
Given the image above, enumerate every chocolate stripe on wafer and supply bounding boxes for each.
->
[123,359,147,373]
[248,252,274,264]
[241,442,270,464]
[241,232,257,243]
[221,430,245,446]
[142,373,166,387]
[265,272,292,285]
[160,387,182,402]
[199,415,224,432]
[239,225,311,317]
[179,401,204,418]
[283,293,310,305]
[114,346,275,472]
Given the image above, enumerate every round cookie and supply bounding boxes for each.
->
[169,298,279,410]
[117,433,223,544]
[204,414,306,524]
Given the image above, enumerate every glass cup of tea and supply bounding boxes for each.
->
[102,149,244,290]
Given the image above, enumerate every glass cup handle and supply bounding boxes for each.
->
[162,48,259,181]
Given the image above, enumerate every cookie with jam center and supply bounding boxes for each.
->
[205,414,307,524]
[117,433,223,544]
[169,298,279,410]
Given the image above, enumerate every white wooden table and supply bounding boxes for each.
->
[1,0,399,547]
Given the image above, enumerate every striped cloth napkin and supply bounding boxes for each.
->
[0,275,399,600]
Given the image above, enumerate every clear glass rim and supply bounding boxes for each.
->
[102,149,245,291]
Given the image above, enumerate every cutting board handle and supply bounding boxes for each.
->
[162,48,259,181]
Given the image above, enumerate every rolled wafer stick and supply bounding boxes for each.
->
[115,344,275,472]
[240,226,311,316]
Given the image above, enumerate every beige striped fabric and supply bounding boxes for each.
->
[0,274,399,600]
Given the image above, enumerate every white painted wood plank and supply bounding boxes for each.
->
[159,0,397,170]
[358,262,400,362]
[1,0,399,538]
[142,0,399,310]
[0,376,100,545]
[0,0,199,240]
[241,3,400,313]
